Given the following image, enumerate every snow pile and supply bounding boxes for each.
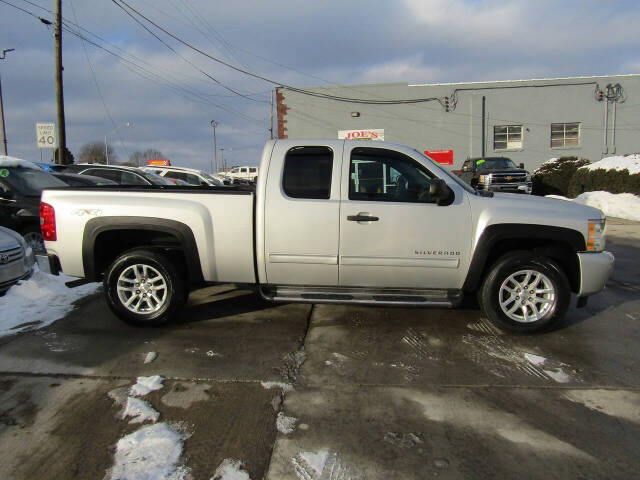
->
[0,155,40,169]
[292,450,329,478]
[276,412,297,434]
[130,375,165,396]
[0,268,100,338]
[546,191,640,221]
[121,397,160,424]
[211,459,251,480]
[582,154,640,174]
[108,423,189,480]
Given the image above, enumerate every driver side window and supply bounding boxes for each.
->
[349,147,436,203]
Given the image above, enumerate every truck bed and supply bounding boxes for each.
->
[42,185,256,284]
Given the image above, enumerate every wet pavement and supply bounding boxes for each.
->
[0,218,639,479]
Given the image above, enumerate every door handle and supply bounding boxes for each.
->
[347,214,379,222]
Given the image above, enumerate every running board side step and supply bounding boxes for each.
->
[261,286,463,308]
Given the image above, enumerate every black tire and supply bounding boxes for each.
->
[103,249,187,326]
[21,225,45,254]
[478,251,571,333]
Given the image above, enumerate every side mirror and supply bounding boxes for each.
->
[429,178,454,206]
[519,163,525,169]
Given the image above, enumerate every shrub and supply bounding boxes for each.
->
[532,156,590,196]
[568,168,640,197]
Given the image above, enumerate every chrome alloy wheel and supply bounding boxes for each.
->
[498,269,556,323]
[116,264,168,314]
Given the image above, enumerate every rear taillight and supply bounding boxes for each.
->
[40,202,57,242]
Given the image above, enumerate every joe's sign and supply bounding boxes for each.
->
[338,129,384,141]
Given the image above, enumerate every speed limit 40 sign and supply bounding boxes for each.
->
[36,123,56,149]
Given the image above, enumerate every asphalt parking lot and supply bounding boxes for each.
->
[0,218,639,480]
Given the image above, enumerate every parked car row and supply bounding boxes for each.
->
[0,156,241,287]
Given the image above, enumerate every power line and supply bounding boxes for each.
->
[111,0,265,104]
[68,0,129,159]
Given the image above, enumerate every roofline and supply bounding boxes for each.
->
[408,73,640,88]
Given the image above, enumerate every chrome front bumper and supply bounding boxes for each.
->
[478,182,533,194]
[577,251,615,297]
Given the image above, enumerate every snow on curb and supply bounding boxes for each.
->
[130,375,165,397]
[0,268,100,338]
[107,422,189,480]
[546,191,640,222]
[122,397,160,424]
[144,351,158,364]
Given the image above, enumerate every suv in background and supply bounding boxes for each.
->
[143,166,225,186]
[64,164,174,186]
[224,166,258,184]
[456,156,532,194]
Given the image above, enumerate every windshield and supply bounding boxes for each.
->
[415,150,477,194]
[200,172,223,185]
[476,158,517,169]
[142,170,174,185]
[1,168,68,196]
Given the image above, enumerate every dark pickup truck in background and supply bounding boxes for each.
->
[455,156,532,194]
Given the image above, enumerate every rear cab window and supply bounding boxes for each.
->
[282,146,333,199]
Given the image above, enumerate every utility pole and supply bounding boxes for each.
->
[219,147,225,171]
[269,90,274,140]
[0,48,15,156]
[54,0,67,164]
[210,120,218,173]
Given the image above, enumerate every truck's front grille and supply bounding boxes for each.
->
[0,246,23,264]
[491,173,527,184]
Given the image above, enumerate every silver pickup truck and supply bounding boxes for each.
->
[39,140,614,333]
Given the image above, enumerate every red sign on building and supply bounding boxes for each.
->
[424,150,453,165]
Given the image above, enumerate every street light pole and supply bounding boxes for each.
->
[0,48,15,156]
[210,120,218,173]
[104,121,131,164]
[219,147,225,171]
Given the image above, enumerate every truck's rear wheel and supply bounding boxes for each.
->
[479,252,570,333]
[104,249,186,326]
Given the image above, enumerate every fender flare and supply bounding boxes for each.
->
[462,223,585,292]
[82,216,204,283]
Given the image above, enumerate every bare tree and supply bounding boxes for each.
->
[78,141,116,164]
[129,149,166,167]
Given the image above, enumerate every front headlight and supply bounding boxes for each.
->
[478,175,489,184]
[525,173,532,182]
[587,218,606,251]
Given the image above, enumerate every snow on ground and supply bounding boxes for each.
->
[130,375,165,396]
[292,450,329,479]
[0,268,100,338]
[211,459,251,480]
[144,351,158,364]
[107,422,189,480]
[260,381,294,392]
[546,191,640,221]
[582,154,640,174]
[122,397,160,424]
[276,411,297,434]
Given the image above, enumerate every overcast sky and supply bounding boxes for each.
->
[1,0,639,171]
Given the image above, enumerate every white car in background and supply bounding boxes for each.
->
[223,166,258,184]
[143,166,226,186]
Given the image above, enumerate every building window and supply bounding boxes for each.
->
[493,125,523,150]
[282,146,333,199]
[551,123,580,148]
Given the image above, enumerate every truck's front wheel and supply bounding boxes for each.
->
[104,249,186,326]
[479,252,570,333]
